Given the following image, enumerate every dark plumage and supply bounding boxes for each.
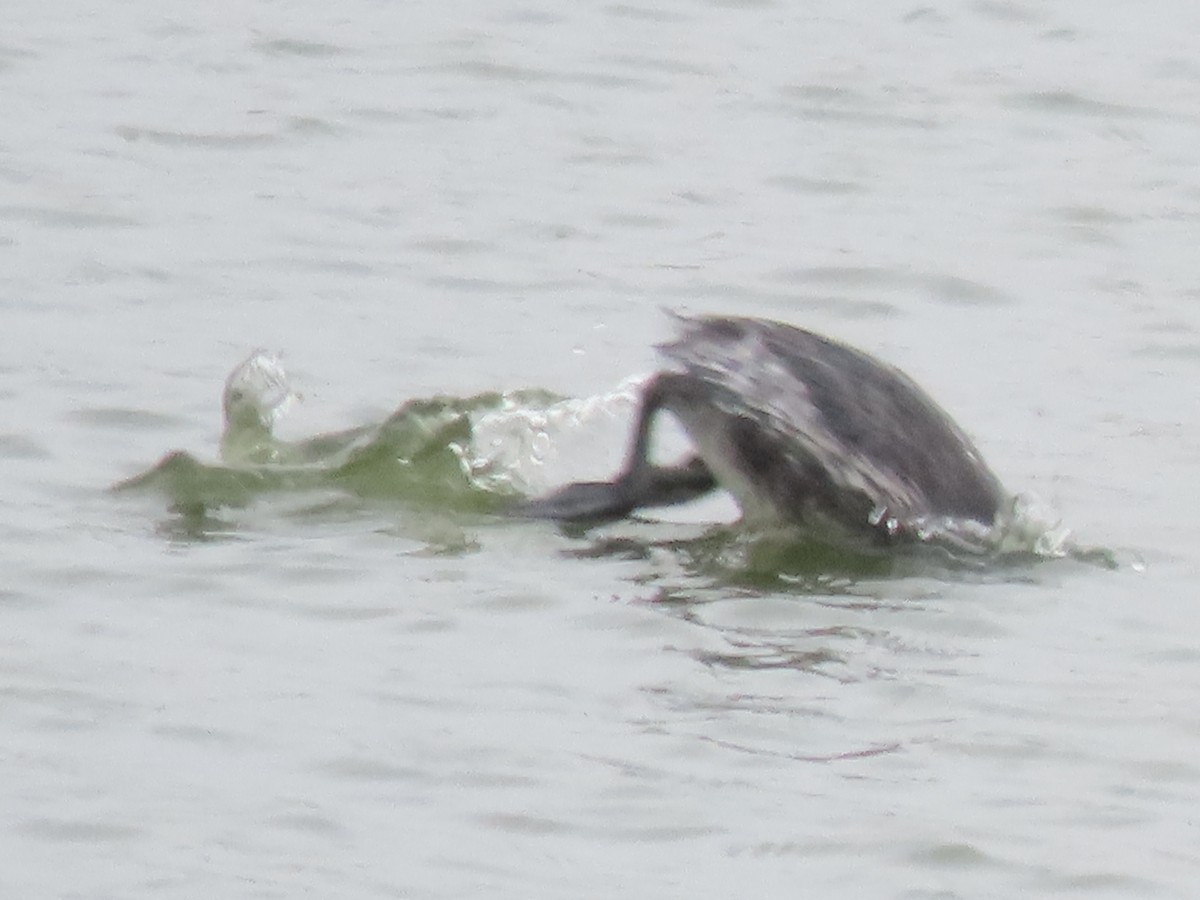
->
[517,315,1006,548]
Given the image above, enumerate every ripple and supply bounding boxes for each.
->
[771,266,1014,307]
[1132,341,1200,362]
[604,53,719,79]
[908,840,1003,869]
[316,756,424,783]
[1006,90,1161,120]
[0,204,138,229]
[289,601,399,622]
[970,0,1043,24]
[68,407,189,431]
[408,236,495,256]
[253,38,347,59]
[0,43,35,69]
[152,723,249,746]
[0,434,51,460]
[1049,204,1131,246]
[605,3,692,23]
[443,59,550,83]
[765,174,865,195]
[1051,205,1133,226]
[599,211,673,228]
[265,811,347,836]
[286,115,339,137]
[773,84,939,129]
[115,125,278,149]
[479,811,563,835]
[18,817,140,843]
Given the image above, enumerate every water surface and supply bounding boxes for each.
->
[4,1,1199,897]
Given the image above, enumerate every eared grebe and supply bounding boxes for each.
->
[517,315,1007,548]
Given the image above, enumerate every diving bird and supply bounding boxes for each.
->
[516,314,1007,549]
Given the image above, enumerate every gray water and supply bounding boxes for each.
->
[4,0,1200,897]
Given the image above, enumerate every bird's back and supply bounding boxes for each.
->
[657,316,1006,534]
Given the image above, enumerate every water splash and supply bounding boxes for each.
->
[995,491,1073,557]
[116,352,642,520]
[458,374,645,494]
[220,350,301,463]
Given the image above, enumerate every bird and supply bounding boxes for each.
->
[514,314,1007,551]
